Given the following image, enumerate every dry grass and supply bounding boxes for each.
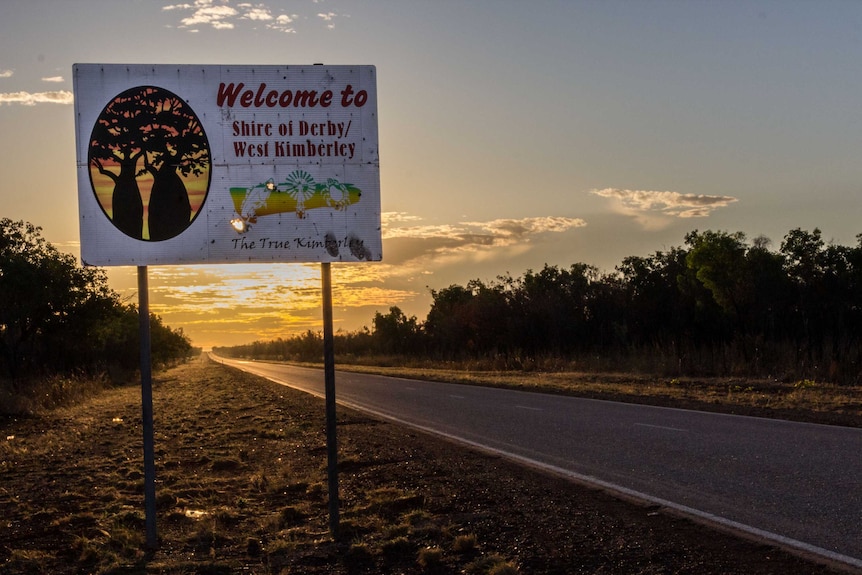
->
[0,356,854,574]
[304,362,862,427]
[0,357,518,574]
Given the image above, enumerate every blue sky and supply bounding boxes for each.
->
[2,0,862,348]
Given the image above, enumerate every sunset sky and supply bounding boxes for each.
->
[3,1,862,349]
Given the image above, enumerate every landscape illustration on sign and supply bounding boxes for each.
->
[87,86,211,241]
[229,170,362,233]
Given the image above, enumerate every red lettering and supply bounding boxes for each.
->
[218,83,338,108]
[265,89,278,107]
[254,83,267,107]
[340,85,368,107]
[216,82,244,107]
[340,85,354,107]
[294,90,318,107]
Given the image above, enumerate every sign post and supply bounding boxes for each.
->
[321,262,339,535]
[74,63,380,544]
[137,266,157,549]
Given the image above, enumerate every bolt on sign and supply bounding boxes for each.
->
[73,64,381,265]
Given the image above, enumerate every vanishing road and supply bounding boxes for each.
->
[212,355,862,569]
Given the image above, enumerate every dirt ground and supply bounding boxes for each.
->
[1,356,857,574]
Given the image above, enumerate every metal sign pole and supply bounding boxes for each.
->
[321,262,339,536]
[138,266,158,549]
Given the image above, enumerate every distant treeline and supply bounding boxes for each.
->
[0,219,195,381]
[216,228,862,384]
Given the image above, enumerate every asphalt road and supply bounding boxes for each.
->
[212,356,862,568]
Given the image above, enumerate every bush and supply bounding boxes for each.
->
[1,219,194,394]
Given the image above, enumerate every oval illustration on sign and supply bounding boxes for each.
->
[87,86,211,241]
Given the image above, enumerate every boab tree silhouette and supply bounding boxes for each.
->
[88,89,147,239]
[88,86,210,241]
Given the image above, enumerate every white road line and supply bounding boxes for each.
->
[449,394,465,399]
[214,356,862,571]
[515,405,543,411]
[634,423,688,432]
[331,398,862,572]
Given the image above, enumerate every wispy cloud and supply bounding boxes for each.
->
[41,76,64,83]
[114,212,587,345]
[269,13,298,33]
[590,188,737,230]
[164,0,237,29]
[122,261,414,345]
[0,70,13,78]
[0,90,73,106]
[163,1,300,32]
[382,214,587,267]
[318,11,337,29]
[240,4,272,21]
[384,214,585,241]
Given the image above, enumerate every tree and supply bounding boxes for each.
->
[780,228,856,370]
[142,90,210,240]
[618,248,687,347]
[88,86,209,241]
[372,306,421,354]
[685,230,749,318]
[88,89,151,239]
[0,219,193,378]
[0,219,109,376]
[425,285,477,357]
[508,264,597,355]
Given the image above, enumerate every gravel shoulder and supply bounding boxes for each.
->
[1,356,857,574]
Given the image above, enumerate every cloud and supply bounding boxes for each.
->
[164,0,238,29]
[382,213,586,266]
[269,13,298,33]
[164,1,300,32]
[589,188,738,230]
[384,214,585,240]
[0,90,73,106]
[41,76,64,83]
[467,216,588,236]
[240,4,272,21]
[382,212,423,225]
[105,213,587,346]
[115,261,415,346]
[317,11,337,29]
[0,70,13,78]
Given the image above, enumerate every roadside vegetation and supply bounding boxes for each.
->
[1,219,858,573]
[220,228,862,386]
[216,227,862,426]
[1,358,846,574]
[0,219,196,414]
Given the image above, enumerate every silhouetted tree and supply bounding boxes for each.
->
[142,91,209,240]
[88,89,148,239]
[218,226,862,383]
[89,86,209,241]
[0,219,192,379]
[373,306,422,354]
[425,285,477,357]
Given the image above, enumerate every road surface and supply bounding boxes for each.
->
[212,355,862,569]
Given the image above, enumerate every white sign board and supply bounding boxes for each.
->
[73,64,380,265]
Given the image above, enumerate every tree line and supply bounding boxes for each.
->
[0,219,194,381]
[217,227,862,385]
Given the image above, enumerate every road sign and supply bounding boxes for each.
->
[74,64,380,266]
